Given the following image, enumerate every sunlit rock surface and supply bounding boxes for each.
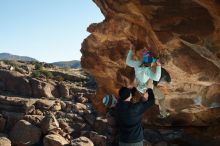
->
[81,0,220,121]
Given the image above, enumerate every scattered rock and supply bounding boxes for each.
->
[93,117,108,134]
[15,66,27,74]
[0,133,11,146]
[25,105,35,114]
[0,95,35,113]
[70,113,85,123]
[20,65,30,73]
[59,121,69,130]
[3,112,24,131]
[33,109,44,115]
[77,95,88,103]
[40,112,59,134]
[35,99,55,110]
[89,131,107,146]
[50,101,62,111]
[74,103,87,111]
[0,70,32,96]
[65,126,75,135]
[59,121,74,134]
[43,134,69,146]
[23,115,44,126]
[64,101,73,112]
[0,61,99,145]
[9,120,41,146]
[58,83,70,98]
[30,78,57,98]
[60,100,66,111]
[71,136,94,146]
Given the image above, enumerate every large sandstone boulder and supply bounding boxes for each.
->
[0,70,60,98]
[35,99,55,110]
[81,131,107,146]
[43,134,69,146]
[3,112,24,132]
[29,78,58,98]
[0,96,36,113]
[9,120,41,146]
[81,0,220,121]
[40,113,59,134]
[0,70,32,96]
[57,83,70,98]
[23,115,44,126]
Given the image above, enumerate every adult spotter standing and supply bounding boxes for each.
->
[115,87,155,146]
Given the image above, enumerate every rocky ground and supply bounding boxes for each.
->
[0,60,220,146]
[0,60,103,146]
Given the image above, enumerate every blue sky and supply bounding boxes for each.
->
[0,0,104,63]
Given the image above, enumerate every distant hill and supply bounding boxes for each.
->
[0,53,81,69]
[0,53,38,62]
[51,60,81,69]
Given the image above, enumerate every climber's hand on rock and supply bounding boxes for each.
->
[142,92,149,101]
[143,47,148,52]
[130,44,135,51]
[156,60,161,66]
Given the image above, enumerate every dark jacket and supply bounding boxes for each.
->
[115,88,155,143]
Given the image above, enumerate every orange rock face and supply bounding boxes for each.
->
[81,0,220,114]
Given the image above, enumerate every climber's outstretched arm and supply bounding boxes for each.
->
[126,49,141,68]
[147,61,161,81]
[138,88,155,114]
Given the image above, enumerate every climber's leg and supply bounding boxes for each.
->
[153,86,170,118]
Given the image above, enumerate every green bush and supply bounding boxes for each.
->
[54,75,64,81]
[32,70,41,78]
[3,60,17,67]
[41,70,54,79]
[31,70,54,79]
[35,63,43,70]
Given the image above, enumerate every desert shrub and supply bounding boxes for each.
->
[41,70,54,79]
[32,70,41,78]
[3,60,17,67]
[34,63,43,70]
[54,75,64,81]
[31,70,54,79]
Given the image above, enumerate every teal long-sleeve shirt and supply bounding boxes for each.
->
[126,50,161,93]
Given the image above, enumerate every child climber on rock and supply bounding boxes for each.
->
[126,43,170,118]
